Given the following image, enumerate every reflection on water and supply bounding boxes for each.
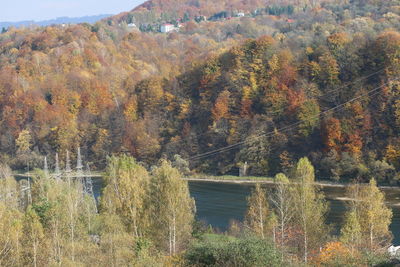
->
[188,181,400,244]
[92,178,400,244]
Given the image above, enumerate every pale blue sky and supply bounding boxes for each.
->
[2,0,145,22]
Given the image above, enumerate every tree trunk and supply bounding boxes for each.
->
[33,240,38,267]
[169,224,172,256]
[259,200,264,239]
[370,224,374,250]
[304,228,308,263]
[173,213,176,255]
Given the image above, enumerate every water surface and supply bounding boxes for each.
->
[188,181,400,244]
[92,179,400,244]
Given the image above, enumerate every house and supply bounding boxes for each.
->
[128,23,137,28]
[161,23,175,33]
[237,12,245,17]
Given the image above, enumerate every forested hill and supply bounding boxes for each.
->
[0,0,400,183]
[0,15,112,29]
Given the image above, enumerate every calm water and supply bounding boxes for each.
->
[187,181,400,244]
[92,179,400,244]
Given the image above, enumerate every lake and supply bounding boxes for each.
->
[92,179,400,244]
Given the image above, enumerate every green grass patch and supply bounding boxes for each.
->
[186,174,274,182]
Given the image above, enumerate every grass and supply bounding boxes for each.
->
[186,174,274,182]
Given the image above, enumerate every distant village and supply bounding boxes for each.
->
[127,4,295,33]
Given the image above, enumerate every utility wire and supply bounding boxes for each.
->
[165,67,387,147]
[188,77,398,161]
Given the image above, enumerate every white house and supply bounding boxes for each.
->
[237,12,245,17]
[161,23,175,33]
[128,23,137,28]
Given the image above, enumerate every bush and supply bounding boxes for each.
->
[184,234,282,267]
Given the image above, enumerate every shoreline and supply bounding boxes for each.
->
[184,177,345,188]
[13,171,400,190]
[184,176,400,190]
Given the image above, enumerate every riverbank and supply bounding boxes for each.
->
[184,175,400,189]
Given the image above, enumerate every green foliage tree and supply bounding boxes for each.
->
[0,202,22,266]
[340,210,362,255]
[270,173,294,256]
[245,183,274,239]
[357,179,392,250]
[292,157,328,263]
[22,206,47,267]
[102,155,150,238]
[149,160,195,255]
[97,213,136,266]
[297,100,320,137]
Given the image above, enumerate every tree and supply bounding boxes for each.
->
[211,90,230,122]
[297,100,320,137]
[149,160,195,255]
[313,241,358,267]
[237,127,270,176]
[340,210,362,255]
[98,213,136,266]
[16,129,32,154]
[323,117,342,152]
[101,155,150,238]
[318,52,340,88]
[30,170,98,265]
[292,157,328,263]
[270,173,294,256]
[0,164,22,266]
[0,203,22,266]
[22,206,46,267]
[245,183,274,239]
[358,179,392,250]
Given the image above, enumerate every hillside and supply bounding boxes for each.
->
[0,15,112,30]
[0,0,399,184]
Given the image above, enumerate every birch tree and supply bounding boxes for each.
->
[102,155,150,238]
[150,160,195,255]
[22,206,46,267]
[270,173,295,255]
[31,171,97,265]
[0,203,22,266]
[358,179,392,250]
[245,183,274,239]
[292,157,328,263]
[0,165,22,266]
[340,210,362,255]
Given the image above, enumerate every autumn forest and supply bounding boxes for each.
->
[1,0,400,266]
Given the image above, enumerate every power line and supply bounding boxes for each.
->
[164,67,387,148]
[188,77,398,161]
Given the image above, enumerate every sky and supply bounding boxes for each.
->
[1,0,145,22]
